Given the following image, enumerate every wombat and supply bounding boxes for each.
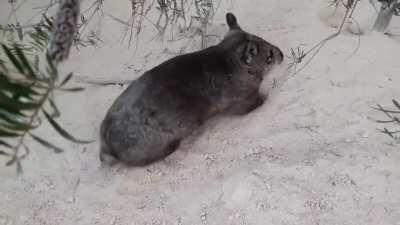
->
[99,13,284,166]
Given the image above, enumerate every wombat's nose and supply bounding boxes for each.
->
[276,47,284,64]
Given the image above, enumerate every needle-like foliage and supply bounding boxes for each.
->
[373,99,400,143]
[0,1,91,173]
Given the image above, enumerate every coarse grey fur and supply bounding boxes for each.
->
[99,12,284,166]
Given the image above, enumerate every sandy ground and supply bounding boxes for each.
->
[1,0,400,224]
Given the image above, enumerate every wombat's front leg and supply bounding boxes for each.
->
[230,92,267,115]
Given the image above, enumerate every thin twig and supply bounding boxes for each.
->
[288,0,357,78]
[345,17,362,61]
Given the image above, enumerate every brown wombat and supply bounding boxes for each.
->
[99,13,284,166]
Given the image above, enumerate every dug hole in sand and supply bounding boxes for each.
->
[0,0,400,224]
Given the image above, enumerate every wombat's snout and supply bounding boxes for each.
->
[275,47,284,64]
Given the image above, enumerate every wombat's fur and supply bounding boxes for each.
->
[99,13,284,166]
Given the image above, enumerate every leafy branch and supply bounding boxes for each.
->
[0,0,92,173]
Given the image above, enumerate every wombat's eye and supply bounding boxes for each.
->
[266,50,274,64]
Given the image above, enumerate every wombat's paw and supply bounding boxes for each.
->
[100,151,119,167]
[257,93,268,105]
[230,92,266,115]
[250,93,266,111]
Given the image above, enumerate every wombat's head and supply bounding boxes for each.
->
[221,13,283,74]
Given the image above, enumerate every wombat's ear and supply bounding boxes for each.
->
[226,13,241,30]
[240,42,258,65]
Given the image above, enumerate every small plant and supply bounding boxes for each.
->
[194,0,215,48]
[119,0,217,48]
[287,47,306,73]
[373,99,400,142]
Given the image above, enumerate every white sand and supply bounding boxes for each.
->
[1,0,400,224]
